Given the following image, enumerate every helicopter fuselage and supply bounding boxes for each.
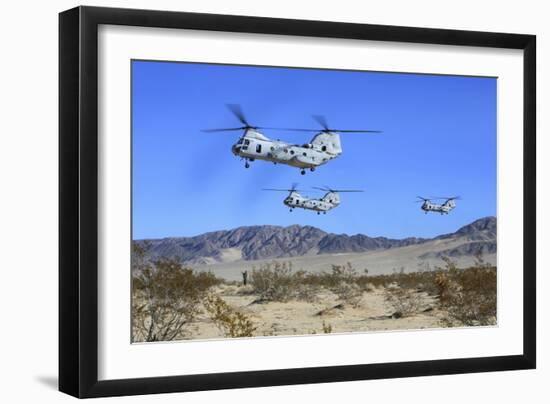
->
[231,129,342,173]
[282,191,341,214]
[421,200,456,214]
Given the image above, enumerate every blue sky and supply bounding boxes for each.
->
[132,60,496,240]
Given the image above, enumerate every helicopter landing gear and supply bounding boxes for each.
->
[317,212,320,215]
[289,208,293,212]
[310,167,316,172]
[323,212,327,215]
[300,169,306,175]
[244,159,250,168]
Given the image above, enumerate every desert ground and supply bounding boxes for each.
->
[131,255,497,342]
[182,283,444,340]
[192,237,496,282]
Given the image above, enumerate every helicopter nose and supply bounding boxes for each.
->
[231,144,240,155]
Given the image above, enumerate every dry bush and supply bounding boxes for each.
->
[249,261,320,302]
[293,273,321,302]
[440,265,497,326]
[330,282,362,307]
[322,321,333,334]
[249,261,294,302]
[359,255,497,326]
[131,255,221,342]
[307,263,364,306]
[384,287,425,317]
[203,294,256,338]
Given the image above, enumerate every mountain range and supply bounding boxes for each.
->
[136,216,496,266]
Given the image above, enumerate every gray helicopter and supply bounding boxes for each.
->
[263,184,363,214]
[416,196,460,215]
[203,105,381,175]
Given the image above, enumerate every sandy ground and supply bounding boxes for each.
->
[181,284,446,340]
[191,237,496,282]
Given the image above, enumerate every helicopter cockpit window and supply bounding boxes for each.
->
[244,139,250,145]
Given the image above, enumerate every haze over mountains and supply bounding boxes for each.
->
[137,216,496,267]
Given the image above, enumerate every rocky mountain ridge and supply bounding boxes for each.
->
[136,217,496,265]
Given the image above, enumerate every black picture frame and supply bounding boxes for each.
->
[59,5,536,398]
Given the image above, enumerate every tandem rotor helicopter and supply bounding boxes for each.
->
[416,196,461,215]
[203,104,381,175]
[263,184,363,214]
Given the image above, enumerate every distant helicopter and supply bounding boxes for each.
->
[263,184,363,214]
[203,104,381,175]
[416,196,461,215]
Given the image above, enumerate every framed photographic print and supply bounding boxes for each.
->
[59,6,536,398]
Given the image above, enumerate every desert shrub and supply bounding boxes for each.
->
[434,271,453,302]
[440,265,497,326]
[384,287,425,317]
[249,261,320,302]
[322,321,333,334]
[327,264,362,305]
[293,270,321,302]
[249,261,295,302]
[132,258,221,342]
[203,294,256,338]
[308,263,364,306]
[131,240,152,273]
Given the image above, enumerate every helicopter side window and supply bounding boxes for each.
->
[302,152,307,156]
[244,139,250,145]
[256,144,262,153]
[321,145,327,152]
[290,150,295,155]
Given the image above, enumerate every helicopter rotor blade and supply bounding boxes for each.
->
[312,115,329,131]
[258,126,381,133]
[331,129,382,133]
[262,188,304,192]
[313,186,363,193]
[333,190,364,193]
[261,127,319,132]
[430,196,461,200]
[226,104,249,126]
[201,127,248,133]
